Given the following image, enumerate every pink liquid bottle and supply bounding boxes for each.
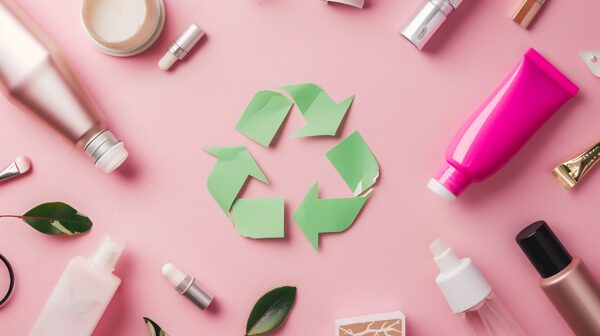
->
[430,239,527,336]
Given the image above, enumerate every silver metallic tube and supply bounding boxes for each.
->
[176,275,213,310]
[400,0,464,50]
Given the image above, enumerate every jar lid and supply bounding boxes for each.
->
[81,0,165,57]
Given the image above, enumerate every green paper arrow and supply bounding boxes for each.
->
[327,131,380,196]
[293,183,370,250]
[205,146,268,220]
[235,91,294,147]
[282,83,354,137]
[232,197,284,238]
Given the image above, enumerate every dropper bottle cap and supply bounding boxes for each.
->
[161,262,213,310]
[430,239,492,313]
[158,24,205,71]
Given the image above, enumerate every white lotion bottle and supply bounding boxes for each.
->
[430,239,526,336]
[29,236,124,336]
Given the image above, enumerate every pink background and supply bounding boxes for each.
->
[1,0,599,335]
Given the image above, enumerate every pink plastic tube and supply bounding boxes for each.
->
[428,48,579,200]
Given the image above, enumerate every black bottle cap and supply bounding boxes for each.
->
[516,221,573,279]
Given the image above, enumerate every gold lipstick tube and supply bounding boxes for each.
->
[553,142,600,189]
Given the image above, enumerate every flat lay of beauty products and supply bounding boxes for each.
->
[1,0,599,335]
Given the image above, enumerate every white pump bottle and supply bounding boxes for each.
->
[29,236,124,336]
[430,239,526,336]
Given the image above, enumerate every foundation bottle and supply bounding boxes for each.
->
[516,221,600,336]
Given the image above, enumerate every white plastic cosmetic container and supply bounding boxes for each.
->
[430,239,526,336]
[29,236,124,336]
[158,24,205,71]
[82,0,165,56]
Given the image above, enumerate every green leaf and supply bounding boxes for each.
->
[22,202,92,235]
[246,286,297,335]
[143,317,169,336]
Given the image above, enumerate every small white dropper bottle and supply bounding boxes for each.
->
[162,262,213,310]
[158,24,204,71]
[430,239,526,336]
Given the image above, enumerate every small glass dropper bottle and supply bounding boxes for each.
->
[430,239,527,336]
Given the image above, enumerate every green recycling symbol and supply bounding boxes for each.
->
[205,83,379,250]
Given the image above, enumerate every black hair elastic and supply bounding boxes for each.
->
[0,253,14,306]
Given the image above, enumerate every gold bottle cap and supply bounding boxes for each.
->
[553,142,600,190]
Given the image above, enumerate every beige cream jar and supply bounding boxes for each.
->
[82,0,165,56]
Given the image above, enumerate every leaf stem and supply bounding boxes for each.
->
[0,215,22,220]
[0,215,56,221]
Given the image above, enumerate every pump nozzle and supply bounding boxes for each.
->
[89,235,124,271]
[430,238,449,256]
[430,239,462,273]
[430,239,492,313]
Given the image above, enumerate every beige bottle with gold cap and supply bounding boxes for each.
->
[0,0,128,172]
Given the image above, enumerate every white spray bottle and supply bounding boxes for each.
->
[430,239,526,336]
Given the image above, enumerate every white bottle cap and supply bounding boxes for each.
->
[427,179,457,201]
[95,142,129,173]
[89,235,124,272]
[84,130,129,173]
[161,263,186,287]
[158,52,178,71]
[430,239,492,313]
